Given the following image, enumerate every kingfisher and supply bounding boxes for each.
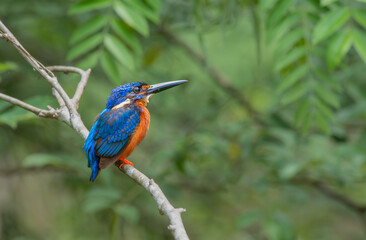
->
[83,80,187,182]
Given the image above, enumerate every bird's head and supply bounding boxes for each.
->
[106,80,187,109]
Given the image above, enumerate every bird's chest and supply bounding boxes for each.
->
[134,105,150,143]
[121,104,150,158]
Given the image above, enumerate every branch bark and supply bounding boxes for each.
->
[0,93,57,118]
[0,20,189,240]
[298,178,366,215]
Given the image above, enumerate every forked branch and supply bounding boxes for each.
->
[0,20,189,240]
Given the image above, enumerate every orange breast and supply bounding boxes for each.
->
[120,103,150,159]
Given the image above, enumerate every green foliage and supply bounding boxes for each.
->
[23,153,66,167]
[2,0,366,240]
[266,0,366,133]
[68,0,161,84]
[113,204,139,224]
[237,210,262,229]
[84,187,122,212]
[0,95,55,128]
[0,62,18,73]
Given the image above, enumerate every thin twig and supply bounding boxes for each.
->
[0,93,56,118]
[298,178,366,214]
[0,21,76,119]
[0,21,55,79]
[47,65,91,108]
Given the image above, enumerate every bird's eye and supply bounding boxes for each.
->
[133,86,140,93]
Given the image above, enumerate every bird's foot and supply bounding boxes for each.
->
[118,158,134,168]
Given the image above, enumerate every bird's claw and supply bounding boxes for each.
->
[118,159,134,168]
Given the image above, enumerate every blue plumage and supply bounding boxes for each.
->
[83,80,187,182]
[84,106,140,182]
[83,83,146,182]
[106,82,146,109]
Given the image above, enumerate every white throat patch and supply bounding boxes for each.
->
[112,99,131,109]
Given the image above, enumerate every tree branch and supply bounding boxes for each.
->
[0,93,57,118]
[0,19,189,240]
[160,27,263,126]
[298,178,366,215]
[47,65,91,108]
[116,163,188,239]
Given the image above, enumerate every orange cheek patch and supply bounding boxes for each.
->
[138,85,150,95]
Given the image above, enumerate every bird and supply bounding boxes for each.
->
[83,80,187,182]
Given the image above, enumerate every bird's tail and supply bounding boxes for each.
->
[89,159,100,182]
[83,127,100,182]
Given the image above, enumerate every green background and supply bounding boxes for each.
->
[1,0,366,239]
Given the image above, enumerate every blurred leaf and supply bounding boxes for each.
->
[259,0,278,10]
[295,98,310,126]
[316,113,331,134]
[315,84,340,108]
[274,29,303,55]
[274,46,306,72]
[0,95,55,128]
[281,82,308,105]
[0,107,31,128]
[84,199,111,213]
[110,19,142,55]
[314,98,334,120]
[327,29,352,69]
[84,188,122,212]
[67,34,102,61]
[101,52,122,84]
[267,14,299,44]
[353,29,366,63]
[237,210,262,229]
[69,0,111,14]
[301,111,313,134]
[70,15,107,44]
[279,162,302,179]
[313,8,350,44]
[77,50,99,69]
[0,61,18,73]
[277,65,307,93]
[266,0,294,28]
[268,128,296,146]
[143,45,163,66]
[321,0,338,6]
[104,34,134,69]
[87,188,122,200]
[22,153,65,167]
[113,204,139,224]
[114,1,149,36]
[145,0,161,11]
[313,68,342,92]
[263,213,295,240]
[0,101,11,112]
[353,10,366,29]
[125,0,159,23]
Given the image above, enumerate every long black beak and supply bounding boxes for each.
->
[147,80,188,94]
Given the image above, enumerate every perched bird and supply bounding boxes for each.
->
[83,80,187,182]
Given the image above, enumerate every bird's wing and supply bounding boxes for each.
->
[93,106,140,168]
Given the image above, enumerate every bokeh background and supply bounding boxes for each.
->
[1,0,366,239]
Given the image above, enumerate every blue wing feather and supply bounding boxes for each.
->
[83,106,140,182]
